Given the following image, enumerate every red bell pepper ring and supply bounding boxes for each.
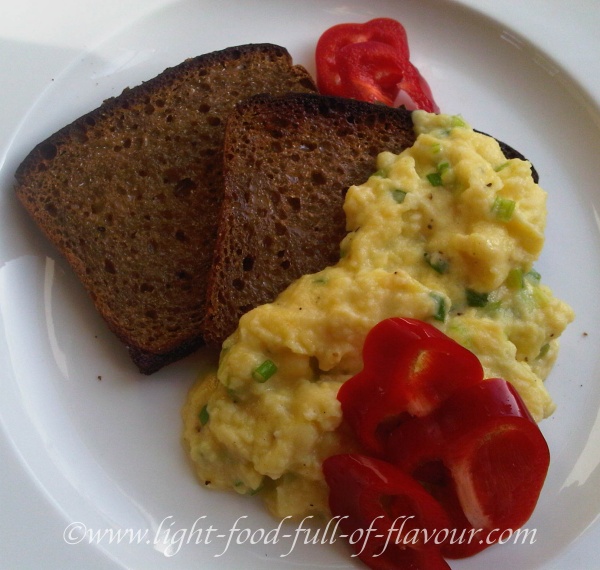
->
[337,318,483,455]
[323,454,452,570]
[315,18,440,112]
[386,377,550,556]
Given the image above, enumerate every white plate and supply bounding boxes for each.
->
[1,1,599,568]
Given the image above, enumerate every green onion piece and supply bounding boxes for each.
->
[430,292,447,322]
[494,162,509,172]
[431,143,441,154]
[484,300,502,313]
[437,161,450,175]
[313,276,328,285]
[252,359,278,382]
[525,269,542,284]
[427,172,443,187]
[506,268,524,290]
[491,196,516,221]
[424,252,449,274]
[451,115,467,128]
[391,189,407,204]
[198,404,209,426]
[466,288,489,307]
[373,169,387,178]
[536,343,550,359]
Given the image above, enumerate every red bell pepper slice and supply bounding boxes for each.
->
[336,41,408,106]
[337,318,483,455]
[315,18,440,112]
[386,378,550,556]
[323,454,452,570]
[315,18,409,96]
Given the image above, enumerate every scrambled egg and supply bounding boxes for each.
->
[182,111,574,519]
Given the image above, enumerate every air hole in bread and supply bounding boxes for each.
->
[300,141,317,151]
[280,260,291,270]
[44,203,57,216]
[337,127,352,137]
[140,283,154,293]
[232,278,244,291]
[173,178,196,198]
[275,222,287,236]
[145,309,158,319]
[104,259,116,274]
[286,196,301,211]
[242,256,254,271]
[311,171,327,185]
[39,143,57,160]
[207,116,221,127]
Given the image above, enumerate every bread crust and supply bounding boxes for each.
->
[14,44,316,374]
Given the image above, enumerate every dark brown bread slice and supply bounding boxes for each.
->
[14,44,317,374]
[202,93,416,346]
[203,94,541,346]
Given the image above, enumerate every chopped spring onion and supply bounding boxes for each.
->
[252,359,278,382]
[431,143,441,154]
[437,161,450,175]
[506,268,525,290]
[526,269,542,284]
[373,169,387,178]
[424,252,449,274]
[451,115,467,128]
[466,288,489,307]
[429,292,447,322]
[536,343,550,359]
[391,189,407,204]
[494,162,510,172]
[427,161,450,187]
[198,404,210,426]
[427,172,443,187]
[491,196,516,221]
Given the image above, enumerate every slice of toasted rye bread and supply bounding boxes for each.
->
[202,93,416,346]
[14,44,316,374]
[202,92,540,346]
